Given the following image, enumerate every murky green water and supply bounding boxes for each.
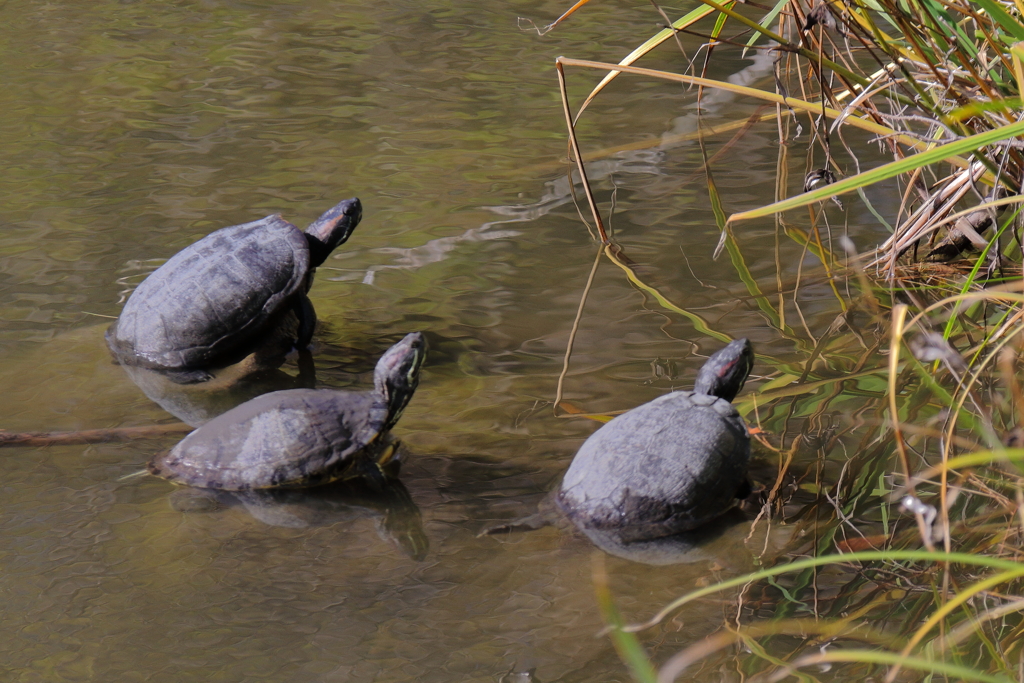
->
[0,0,886,680]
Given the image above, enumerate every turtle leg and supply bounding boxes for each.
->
[348,439,399,492]
[377,437,403,478]
[294,348,317,388]
[351,456,389,492]
[163,367,214,384]
[294,294,317,350]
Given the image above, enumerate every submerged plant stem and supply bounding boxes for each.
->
[554,245,603,415]
[888,305,915,499]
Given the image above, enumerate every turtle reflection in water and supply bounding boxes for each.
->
[488,339,755,547]
[149,332,426,490]
[171,477,429,561]
[119,347,317,428]
[107,197,362,383]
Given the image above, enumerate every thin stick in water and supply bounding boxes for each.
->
[0,423,192,448]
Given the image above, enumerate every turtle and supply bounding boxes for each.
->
[555,338,754,542]
[148,331,426,490]
[106,197,362,383]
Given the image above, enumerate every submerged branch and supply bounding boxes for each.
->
[0,424,192,448]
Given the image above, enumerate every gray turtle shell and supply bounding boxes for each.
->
[107,215,310,369]
[149,388,388,490]
[556,390,749,541]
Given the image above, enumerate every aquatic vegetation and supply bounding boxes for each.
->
[538,0,1024,679]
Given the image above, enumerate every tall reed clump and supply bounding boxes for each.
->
[542,0,1024,680]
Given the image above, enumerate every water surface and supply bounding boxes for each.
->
[0,0,885,680]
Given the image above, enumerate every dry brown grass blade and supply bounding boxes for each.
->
[519,0,595,36]
[555,57,943,156]
[658,619,893,683]
[555,59,607,242]
[888,304,929,547]
[873,162,989,270]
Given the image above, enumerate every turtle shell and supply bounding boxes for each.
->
[149,388,388,490]
[106,215,310,370]
[556,390,749,541]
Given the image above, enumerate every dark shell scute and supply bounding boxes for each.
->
[108,216,309,369]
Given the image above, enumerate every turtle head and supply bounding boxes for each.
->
[693,338,753,402]
[304,197,363,267]
[374,332,428,431]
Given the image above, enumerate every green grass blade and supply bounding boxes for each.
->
[744,0,787,52]
[941,206,1022,342]
[707,9,728,55]
[912,448,1024,482]
[856,188,895,232]
[732,367,885,415]
[577,3,723,115]
[973,0,1024,40]
[901,352,986,436]
[693,0,870,89]
[593,555,658,683]
[704,147,790,332]
[742,636,821,683]
[948,99,1024,121]
[854,0,903,32]
[727,119,1024,224]
[793,650,1014,683]
[628,550,1024,632]
[603,245,732,343]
